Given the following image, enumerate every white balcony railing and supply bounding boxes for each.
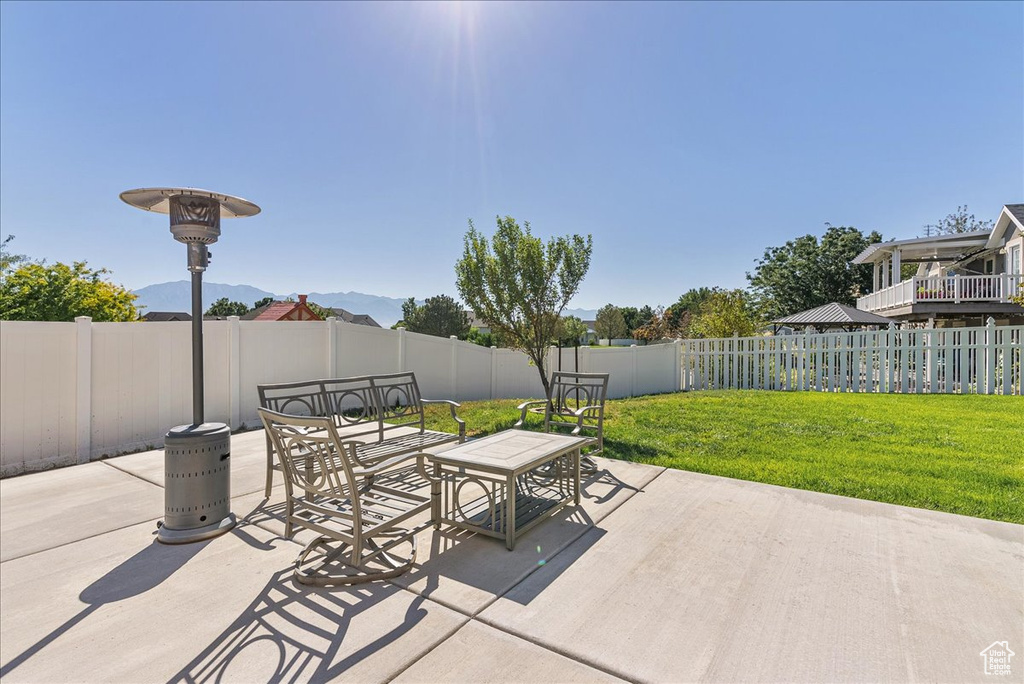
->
[857,274,1024,312]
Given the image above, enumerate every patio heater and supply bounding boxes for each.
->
[120,187,260,544]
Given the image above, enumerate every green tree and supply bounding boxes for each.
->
[252,296,274,310]
[923,205,993,236]
[689,288,760,338]
[455,215,592,397]
[595,304,628,341]
[464,327,494,347]
[633,306,681,343]
[620,305,656,338]
[205,297,250,317]
[665,287,713,335]
[619,306,639,335]
[1,260,139,321]
[555,315,589,347]
[746,224,882,320]
[1,235,28,275]
[400,294,471,339]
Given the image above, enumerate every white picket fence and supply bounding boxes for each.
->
[681,321,1023,396]
[0,317,679,476]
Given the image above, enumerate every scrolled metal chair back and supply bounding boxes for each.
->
[547,371,609,437]
[321,377,379,427]
[257,408,359,503]
[371,372,424,428]
[257,381,328,418]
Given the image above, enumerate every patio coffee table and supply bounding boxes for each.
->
[418,430,592,550]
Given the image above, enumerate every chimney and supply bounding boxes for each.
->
[298,294,307,305]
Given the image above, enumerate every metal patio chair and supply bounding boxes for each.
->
[515,371,610,475]
[258,407,431,586]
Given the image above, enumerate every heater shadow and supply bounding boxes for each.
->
[0,539,209,680]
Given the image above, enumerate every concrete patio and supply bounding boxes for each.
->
[1,429,1021,683]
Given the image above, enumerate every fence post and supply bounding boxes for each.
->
[631,344,638,397]
[75,316,92,464]
[450,335,459,399]
[581,344,592,374]
[731,333,739,389]
[228,315,241,429]
[674,339,683,391]
[954,274,961,304]
[326,317,338,378]
[398,327,407,372]
[803,326,812,391]
[490,346,498,399]
[886,322,896,393]
[985,317,996,394]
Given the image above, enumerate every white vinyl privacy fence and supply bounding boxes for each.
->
[3,317,1019,476]
[0,318,680,476]
[681,321,1023,396]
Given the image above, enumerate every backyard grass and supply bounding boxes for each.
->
[423,391,1024,524]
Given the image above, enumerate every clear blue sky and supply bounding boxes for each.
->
[2,1,1021,309]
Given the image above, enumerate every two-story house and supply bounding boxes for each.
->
[853,204,1024,326]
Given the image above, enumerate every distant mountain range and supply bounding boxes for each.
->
[132,281,598,328]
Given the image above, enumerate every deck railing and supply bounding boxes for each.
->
[858,274,1024,312]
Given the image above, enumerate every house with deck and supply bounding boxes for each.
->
[853,204,1024,326]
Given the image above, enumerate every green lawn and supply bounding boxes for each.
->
[423,391,1024,524]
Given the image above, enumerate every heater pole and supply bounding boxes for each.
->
[191,268,205,426]
[121,187,259,544]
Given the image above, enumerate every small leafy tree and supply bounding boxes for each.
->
[205,297,250,317]
[688,289,760,339]
[665,288,712,336]
[595,304,627,341]
[556,315,589,347]
[621,305,655,338]
[633,306,683,343]
[455,215,592,398]
[465,327,494,347]
[252,296,275,310]
[922,205,993,236]
[1,260,139,321]
[400,294,471,339]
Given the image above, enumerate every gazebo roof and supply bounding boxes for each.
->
[773,302,895,328]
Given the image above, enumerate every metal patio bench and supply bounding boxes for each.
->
[258,372,465,500]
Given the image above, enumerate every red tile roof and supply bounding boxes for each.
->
[251,302,299,321]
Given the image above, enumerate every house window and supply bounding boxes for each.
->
[1011,245,1022,275]
[985,259,994,274]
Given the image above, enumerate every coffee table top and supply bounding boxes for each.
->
[425,430,592,474]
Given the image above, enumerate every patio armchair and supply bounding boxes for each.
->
[258,407,431,586]
[515,371,609,475]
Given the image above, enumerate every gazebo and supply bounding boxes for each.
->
[772,302,897,333]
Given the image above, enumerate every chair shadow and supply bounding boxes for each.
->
[162,464,636,682]
[168,568,428,683]
[581,464,643,505]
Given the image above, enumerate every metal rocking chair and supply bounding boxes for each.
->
[515,371,610,475]
[258,408,431,586]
